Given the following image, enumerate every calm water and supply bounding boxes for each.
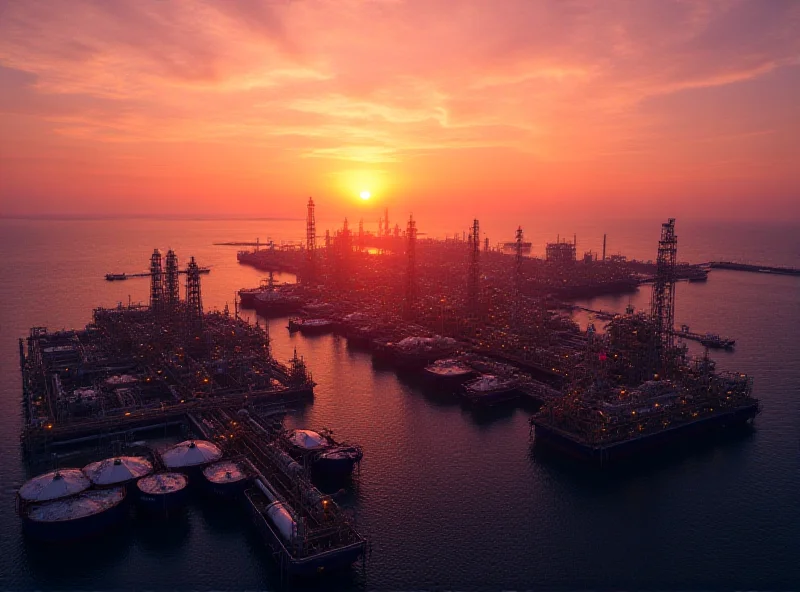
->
[0,218,798,591]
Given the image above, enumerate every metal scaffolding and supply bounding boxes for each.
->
[149,249,164,313]
[165,249,180,310]
[404,214,417,319]
[650,218,678,360]
[305,197,316,283]
[468,219,480,317]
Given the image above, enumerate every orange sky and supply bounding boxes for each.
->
[1,0,798,222]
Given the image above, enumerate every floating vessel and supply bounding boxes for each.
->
[423,357,476,386]
[104,273,127,281]
[283,429,363,478]
[461,374,521,406]
[18,469,90,504]
[288,318,334,335]
[253,290,303,316]
[161,440,223,471]
[531,366,759,464]
[203,460,249,497]
[700,333,736,350]
[245,478,365,577]
[23,487,127,541]
[136,472,189,511]
[82,456,153,488]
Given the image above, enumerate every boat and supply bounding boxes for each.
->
[23,487,128,541]
[288,318,334,335]
[104,273,127,281]
[461,374,521,406]
[700,333,735,350]
[244,479,365,576]
[253,290,303,316]
[422,357,476,386]
[136,472,189,512]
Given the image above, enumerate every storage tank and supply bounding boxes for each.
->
[23,487,127,541]
[202,461,248,497]
[136,472,189,512]
[266,501,297,541]
[82,456,153,487]
[286,429,329,452]
[19,469,90,504]
[161,440,222,470]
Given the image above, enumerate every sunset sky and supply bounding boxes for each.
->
[1,0,798,222]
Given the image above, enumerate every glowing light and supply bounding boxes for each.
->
[360,190,371,200]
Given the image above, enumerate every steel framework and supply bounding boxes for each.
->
[650,218,678,359]
[165,249,180,309]
[149,249,164,313]
[404,214,417,319]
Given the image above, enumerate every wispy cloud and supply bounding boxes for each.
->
[1,0,798,217]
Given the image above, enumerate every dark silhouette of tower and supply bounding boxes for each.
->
[185,256,203,334]
[164,249,180,310]
[650,218,678,364]
[384,208,389,237]
[358,218,364,251]
[468,219,480,317]
[149,249,164,313]
[305,197,316,283]
[602,234,607,261]
[404,214,417,319]
[515,226,524,292]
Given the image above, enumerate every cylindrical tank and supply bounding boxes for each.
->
[19,469,90,504]
[161,440,222,470]
[202,461,248,497]
[265,501,297,541]
[136,472,189,512]
[23,487,127,542]
[82,456,153,488]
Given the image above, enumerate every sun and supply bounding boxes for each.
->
[359,190,371,200]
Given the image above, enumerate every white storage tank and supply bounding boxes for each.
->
[161,440,222,470]
[18,469,90,504]
[83,456,153,487]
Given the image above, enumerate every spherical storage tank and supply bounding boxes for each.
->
[83,456,153,487]
[202,461,248,497]
[136,472,189,512]
[23,487,127,542]
[18,469,90,504]
[161,440,222,470]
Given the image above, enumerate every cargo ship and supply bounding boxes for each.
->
[461,374,521,406]
[245,478,365,576]
[288,318,335,335]
[423,357,476,386]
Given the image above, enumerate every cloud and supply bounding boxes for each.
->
[0,0,798,217]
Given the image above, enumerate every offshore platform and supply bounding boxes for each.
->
[529,219,759,463]
[18,248,366,576]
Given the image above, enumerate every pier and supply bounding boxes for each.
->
[708,261,800,276]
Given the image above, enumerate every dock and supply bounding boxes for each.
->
[708,261,800,276]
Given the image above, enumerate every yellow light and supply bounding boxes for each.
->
[359,190,371,200]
